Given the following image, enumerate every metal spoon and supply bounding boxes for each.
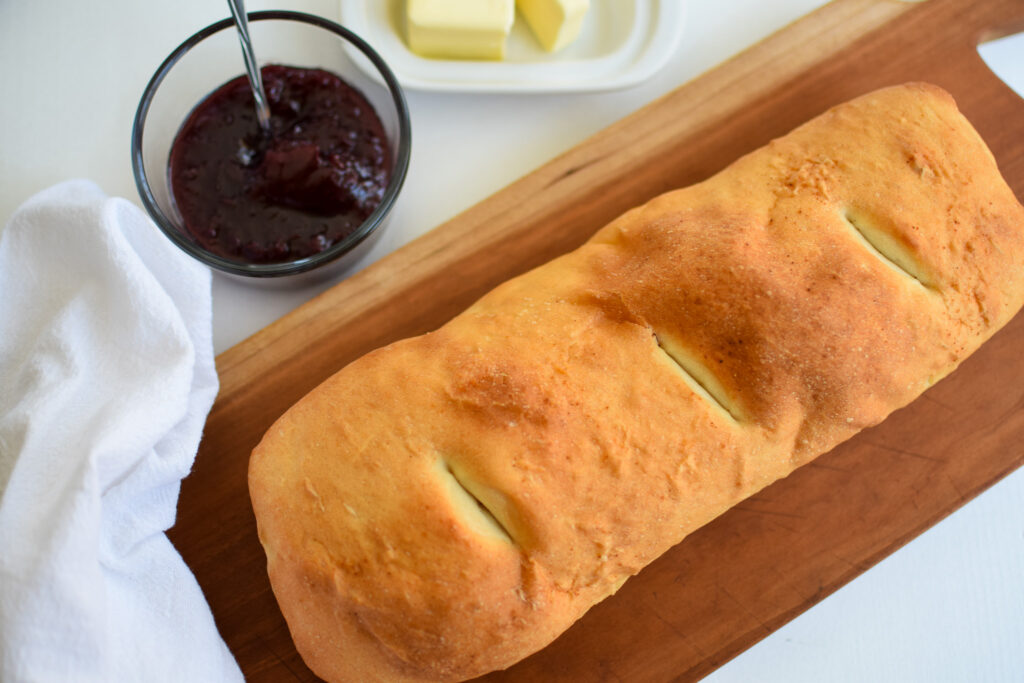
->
[226,0,272,134]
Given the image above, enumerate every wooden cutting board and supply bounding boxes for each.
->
[168,0,1024,680]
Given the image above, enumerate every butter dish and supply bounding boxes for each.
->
[338,0,686,93]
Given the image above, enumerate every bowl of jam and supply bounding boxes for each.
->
[132,11,411,279]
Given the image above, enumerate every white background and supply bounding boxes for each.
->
[1,1,1021,681]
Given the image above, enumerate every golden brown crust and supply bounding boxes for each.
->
[249,83,1024,682]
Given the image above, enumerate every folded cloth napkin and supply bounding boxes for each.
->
[0,181,243,682]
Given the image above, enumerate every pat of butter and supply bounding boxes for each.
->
[516,0,590,52]
[406,0,515,60]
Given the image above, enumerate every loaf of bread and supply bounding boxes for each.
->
[249,83,1024,682]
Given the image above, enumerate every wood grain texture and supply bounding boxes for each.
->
[167,0,1024,680]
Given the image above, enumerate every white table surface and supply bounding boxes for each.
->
[1,1,1022,681]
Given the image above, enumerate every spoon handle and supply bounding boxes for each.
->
[226,0,272,133]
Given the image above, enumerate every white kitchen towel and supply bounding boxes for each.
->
[0,181,243,682]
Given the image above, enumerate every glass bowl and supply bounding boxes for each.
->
[131,10,411,280]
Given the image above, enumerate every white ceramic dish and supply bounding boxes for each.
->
[338,0,686,93]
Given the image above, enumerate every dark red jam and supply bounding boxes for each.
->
[169,65,392,264]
